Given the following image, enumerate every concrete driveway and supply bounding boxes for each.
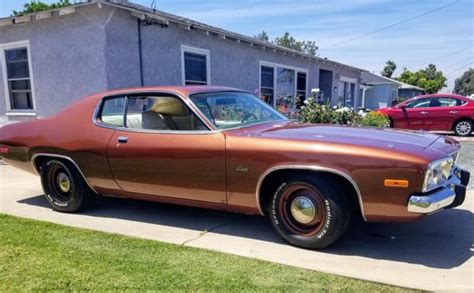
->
[1,144,473,291]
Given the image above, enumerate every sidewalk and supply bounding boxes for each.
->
[0,163,472,291]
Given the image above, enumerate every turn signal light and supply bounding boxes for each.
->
[384,179,409,188]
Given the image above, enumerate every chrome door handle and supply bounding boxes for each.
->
[449,110,459,114]
[420,111,429,115]
[117,136,129,143]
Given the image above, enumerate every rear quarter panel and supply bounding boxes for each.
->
[0,95,118,193]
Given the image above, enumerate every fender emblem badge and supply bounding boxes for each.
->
[236,166,249,172]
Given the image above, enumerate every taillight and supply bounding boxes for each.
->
[0,147,8,155]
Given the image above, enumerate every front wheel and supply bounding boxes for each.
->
[268,175,350,249]
[453,120,472,136]
[40,159,95,212]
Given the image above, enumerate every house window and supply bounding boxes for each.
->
[181,46,210,85]
[1,42,35,112]
[260,66,274,105]
[336,77,357,108]
[296,72,307,108]
[259,61,307,115]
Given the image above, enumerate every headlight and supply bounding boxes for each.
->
[422,157,454,192]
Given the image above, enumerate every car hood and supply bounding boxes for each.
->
[231,121,458,158]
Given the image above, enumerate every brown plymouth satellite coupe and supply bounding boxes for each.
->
[0,86,470,249]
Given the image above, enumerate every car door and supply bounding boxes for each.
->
[428,97,465,131]
[103,93,227,205]
[401,98,433,130]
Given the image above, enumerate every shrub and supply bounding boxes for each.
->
[358,111,390,128]
[299,97,389,128]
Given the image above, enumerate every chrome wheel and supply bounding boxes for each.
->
[278,183,327,236]
[291,196,316,224]
[455,121,472,136]
[47,164,74,202]
[56,172,71,193]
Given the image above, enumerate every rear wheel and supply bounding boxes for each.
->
[453,120,472,136]
[40,159,95,212]
[268,175,350,249]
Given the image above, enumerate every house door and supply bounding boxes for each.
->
[318,69,333,104]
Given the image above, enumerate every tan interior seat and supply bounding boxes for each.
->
[142,97,193,130]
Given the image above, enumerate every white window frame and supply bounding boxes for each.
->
[0,40,36,115]
[181,45,211,86]
[338,75,359,108]
[258,61,308,109]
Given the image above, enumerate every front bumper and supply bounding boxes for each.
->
[408,167,470,214]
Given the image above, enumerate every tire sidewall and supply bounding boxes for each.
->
[269,177,347,249]
[454,120,472,136]
[41,159,84,212]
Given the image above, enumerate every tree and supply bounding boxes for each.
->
[255,31,269,42]
[254,31,318,57]
[12,0,71,16]
[454,68,474,96]
[381,60,397,78]
[396,64,447,94]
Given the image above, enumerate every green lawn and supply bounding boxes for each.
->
[0,214,413,291]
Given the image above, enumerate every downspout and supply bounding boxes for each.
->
[362,87,366,108]
[137,19,144,86]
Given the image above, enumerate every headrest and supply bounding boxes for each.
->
[150,97,189,116]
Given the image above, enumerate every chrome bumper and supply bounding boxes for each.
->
[408,167,470,214]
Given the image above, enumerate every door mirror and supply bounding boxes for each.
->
[401,105,407,111]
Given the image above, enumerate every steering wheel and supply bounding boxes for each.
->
[241,113,258,123]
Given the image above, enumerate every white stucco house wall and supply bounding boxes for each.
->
[0,0,365,124]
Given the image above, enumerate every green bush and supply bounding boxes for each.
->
[358,111,390,127]
[299,97,389,128]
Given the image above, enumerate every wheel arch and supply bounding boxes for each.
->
[451,117,473,130]
[256,165,366,221]
[31,153,97,194]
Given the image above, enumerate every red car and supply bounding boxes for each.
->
[378,94,474,136]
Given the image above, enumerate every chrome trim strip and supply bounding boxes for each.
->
[255,165,367,221]
[31,153,98,194]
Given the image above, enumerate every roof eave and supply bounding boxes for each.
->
[0,0,366,73]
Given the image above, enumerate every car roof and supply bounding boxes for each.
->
[411,93,468,100]
[88,85,245,102]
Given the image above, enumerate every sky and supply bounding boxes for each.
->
[1,0,473,91]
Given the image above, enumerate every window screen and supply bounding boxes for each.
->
[5,48,33,110]
[184,52,207,85]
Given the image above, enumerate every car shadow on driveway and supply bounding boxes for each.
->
[18,194,473,270]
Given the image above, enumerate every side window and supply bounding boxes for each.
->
[434,97,458,107]
[455,98,466,106]
[100,97,125,126]
[405,98,431,108]
[125,95,208,131]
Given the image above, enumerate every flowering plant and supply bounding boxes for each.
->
[298,97,389,127]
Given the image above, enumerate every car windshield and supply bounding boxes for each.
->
[190,91,287,130]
